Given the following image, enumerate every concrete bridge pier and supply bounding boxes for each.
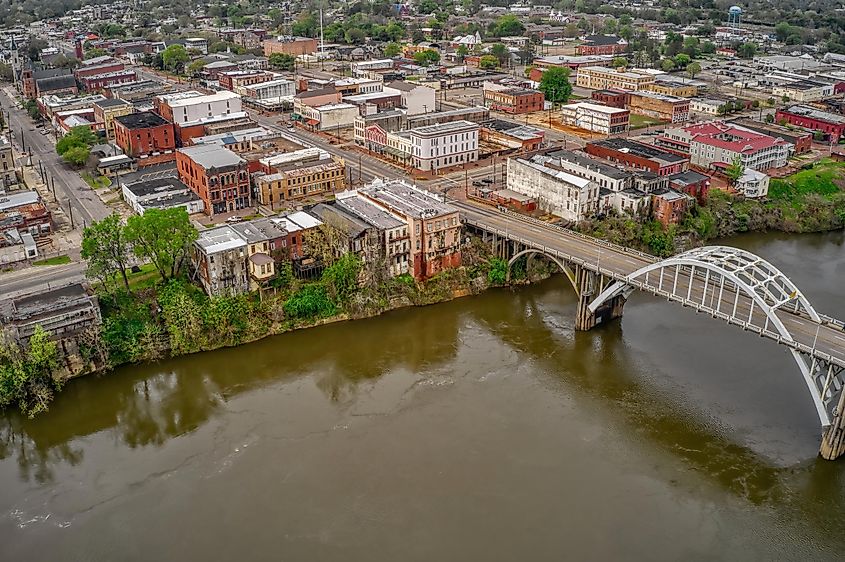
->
[820,391,845,460]
[574,265,626,331]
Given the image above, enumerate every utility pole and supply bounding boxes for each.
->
[67,200,75,229]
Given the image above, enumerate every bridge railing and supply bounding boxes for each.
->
[487,205,657,263]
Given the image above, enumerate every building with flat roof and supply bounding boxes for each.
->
[559,102,630,134]
[482,85,544,114]
[507,154,600,223]
[408,120,480,172]
[122,176,205,215]
[576,66,656,91]
[775,105,845,141]
[585,138,689,176]
[0,283,101,344]
[627,91,689,124]
[155,90,242,125]
[263,36,318,57]
[192,226,249,296]
[253,154,346,210]
[113,111,176,162]
[177,144,250,215]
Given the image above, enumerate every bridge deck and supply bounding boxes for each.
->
[454,201,845,369]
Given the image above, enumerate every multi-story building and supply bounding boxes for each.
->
[230,219,289,290]
[92,98,134,140]
[359,179,461,279]
[591,89,629,108]
[192,226,249,296]
[78,69,137,92]
[218,70,276,92]
[559,102,630,134]
[730,118,813,154]
[113,111,176,161]
[482,85,545,114]
[0,283,101,345]
[177,144,251,215]
[507,154,600,223]
[185,37,208,54]
[409,120,480,172]
[122,176,205,215]
[627,91,690,124]
[656,122,791,171]
[772,80,833,103]
[240,78,295,101]
[385,80,437,115]
[735,168,770,198]
[647,78,699,98]
[155,90,242,126]
[295,102,359,133]
[575,35,628,56]
[263,36,318,56]
[576,66,655,91]
[0,190,52,240]
[775,105,845,141]
[543,149,633,192]
[253,153,346,210]
[0,136,17,188]
[585,138,689,176]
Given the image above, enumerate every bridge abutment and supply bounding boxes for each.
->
[820,391,845,460]
[574,265,626,331]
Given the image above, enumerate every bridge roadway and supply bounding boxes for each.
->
[453,200,845,370]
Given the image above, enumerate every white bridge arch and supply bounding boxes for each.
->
[587,246,842,427]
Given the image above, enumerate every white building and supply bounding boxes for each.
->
[559,102,630,134]
[409,120,479,172]
[771,80,833,103]
[507,155,601,222]
[690,98,724,115]
[735,168,770,198]
[241,78,296,100]
[157,90,242,124]
[122,177,205,215]
[300,102,359,132]
[386,81,436,116]
[185,37,208,54]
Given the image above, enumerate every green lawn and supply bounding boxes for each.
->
[629,114,665,129]
[81,172,112,189]
[769,158,845,206]
[126,263,161,291]
[32,255,71,266]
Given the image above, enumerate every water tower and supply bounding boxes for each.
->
[728,6,743,28]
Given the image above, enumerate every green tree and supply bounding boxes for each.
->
[612,56,628,68]
[23,99,41,121]
[673,53,691,68]
[321,252,362,305]
[268,52,296,71]
[492,14,525,36]
[291,13,318,37]
[686,61,701,79]
[84,47,108,59]
[0,325,61,417]
[56,125,97,156]
[384,42,402,57]
[186,60,206,77]
[161,44,189,73]
[738,42,758,59]
[82,213,132,292]
[345,28,366,44]
[413,49,440,65]
[538,66,572,104]
[660,58,676,72]
[125,208,198,282]
[774,22,792,43]
[490,43,509,65]
[478,55,499,69]
[725,155,745,184]
[62,145,90,167]
[765,113,775,124]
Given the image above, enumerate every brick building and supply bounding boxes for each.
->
[657,122,791,171]
[585,138,689,176]
[93,98,134,141]
[177,144,251,215]
[775,105,845,141]
[482,87,544,114]
[253,151,346,210]
[78,69,137,92]
[576,66,655,91]
[591,89,629,108]
[263,36,318,57]
[730,118,813,154]
[113,111,176,161]
[575,35,628,56]
[627,91,690,124]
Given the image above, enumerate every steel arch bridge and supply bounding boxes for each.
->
[586,246,845,430]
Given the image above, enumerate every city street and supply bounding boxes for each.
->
[0,87,111,225]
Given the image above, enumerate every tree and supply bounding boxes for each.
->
[125,208,198,282]
[660,58,676,72]
[701,41,716,54]
[62,145,90,167]
[268,53,296,71]
[738,42,758,59]
[413,49,440,66]
[725,156,744,184]
[321,252,362,305]
[345,28,365,44]
[56,125,97,156]
[686,61,701,79]
[774,22,792,43]
[479,55,499,70]
[303,214,350,267]
[23,99,40,121]
[186,60,206,77]
[0,325,61,417]
[161,44,189,73]
[490,43,509,65]
[82,214,132,292]
[612,56,628,68]
[765,113,775,124]
[539,66,572,104]
[673,53,691,68]
[0,63,12,81]
[384,42,402,57]
[492,14,524,37]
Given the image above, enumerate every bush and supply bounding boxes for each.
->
[0,326,62,417]
[283,284,336,320]
[487,257,508,285]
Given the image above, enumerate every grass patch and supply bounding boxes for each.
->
[629,114,665,129]
[32,255,71,266]
[126,263,160,291]
[769,158,845,206]
[81,172,112,189]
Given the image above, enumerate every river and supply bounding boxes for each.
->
[1,231,844,561]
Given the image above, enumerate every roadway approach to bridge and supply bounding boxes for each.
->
[453,199,845,460]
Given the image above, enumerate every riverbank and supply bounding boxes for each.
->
[0,236,554,416]
[576,158,845,257]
